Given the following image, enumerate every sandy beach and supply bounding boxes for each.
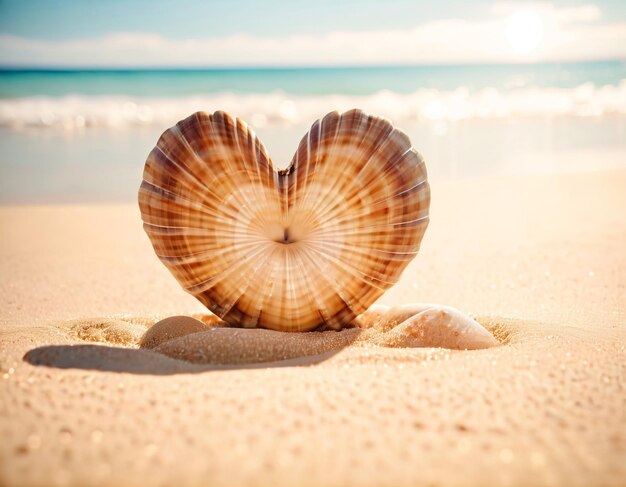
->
[1,169,625,487]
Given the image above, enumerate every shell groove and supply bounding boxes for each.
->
[139,109,430,331]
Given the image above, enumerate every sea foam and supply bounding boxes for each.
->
[1,81,624,131]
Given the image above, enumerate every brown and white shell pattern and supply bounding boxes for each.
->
[138,109,430,332]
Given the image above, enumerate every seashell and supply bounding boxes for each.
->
[139,109,430,332]
[371,304,500,349]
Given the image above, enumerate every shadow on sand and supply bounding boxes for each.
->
[23,343,344,375]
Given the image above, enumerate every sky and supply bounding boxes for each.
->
[0,0,625,67]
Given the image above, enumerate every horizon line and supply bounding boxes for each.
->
[1,58,625,72]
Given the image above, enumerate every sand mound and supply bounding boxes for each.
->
[151,327,362,365]
[141,305,498,365]
[68,318,146,346]
[23,304,499,367]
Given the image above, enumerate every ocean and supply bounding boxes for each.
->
[1,61,625,202]
[2,61,626,97]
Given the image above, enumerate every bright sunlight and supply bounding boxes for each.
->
[506,9,544,54]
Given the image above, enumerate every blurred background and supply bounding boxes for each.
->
[0,0,624,203]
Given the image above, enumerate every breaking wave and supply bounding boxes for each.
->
[1,81,625,131]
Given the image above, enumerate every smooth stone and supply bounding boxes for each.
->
[139,316,213,350]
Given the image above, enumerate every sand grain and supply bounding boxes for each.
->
[1,170,625,487]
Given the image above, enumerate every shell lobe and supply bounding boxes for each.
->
[139,109,430,332]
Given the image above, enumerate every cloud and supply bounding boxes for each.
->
[0,3,625,66]
[492,2,601,22]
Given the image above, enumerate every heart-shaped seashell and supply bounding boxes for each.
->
[139,109,430,331]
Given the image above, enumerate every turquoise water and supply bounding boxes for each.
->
[0,61,625,203]
[1,61,625,97]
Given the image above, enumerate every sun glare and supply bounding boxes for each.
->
[506,9,544,55]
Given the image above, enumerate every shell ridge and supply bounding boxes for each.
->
[214,255,270,325]
[295,241,363,321]
[139,179,248,228]
[198,113,262,225]
[294,113,335,224]
[304,239,403,282]
[305,175,429,238]
[308,126,412,230]
[184,241,274,296]
[239,244,284,328]
[306,236,421,258]
[226,242,296,328]
[181,113,264,227]
[230,115,275,231]
[153,126,229,201]
[286,148,299,226]
[302,110,379,223]
[290,128,316,230]
[148,135,249,221]
[382,177,429,203]
[304,241,390,292]
[290,244,337,326]
[142,222,265,241]
[307,198,429,237]
[295,111,349,229]
[245,124,275,230]
[154,239,266,265]
[308,115,395,227]
[139,183,236,227]
[143,146,227,209]
[307,216,429,247]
